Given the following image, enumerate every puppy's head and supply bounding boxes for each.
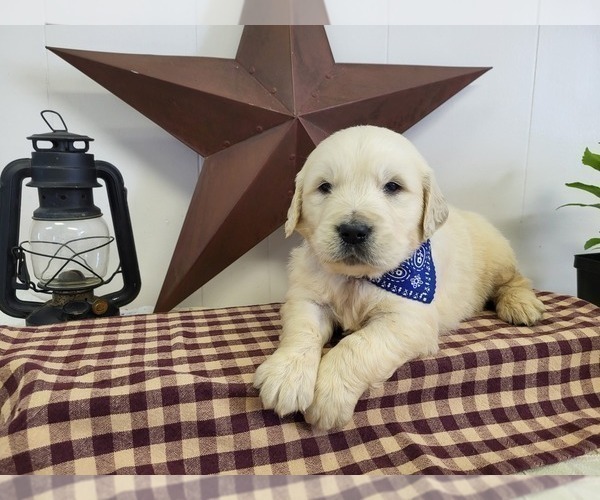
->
[286,126,448,278]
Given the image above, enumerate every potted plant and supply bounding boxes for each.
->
[560,146,600,306]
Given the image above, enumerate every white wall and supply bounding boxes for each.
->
[1,2,599,325]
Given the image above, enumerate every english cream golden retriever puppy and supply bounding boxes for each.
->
[254,125,544,430]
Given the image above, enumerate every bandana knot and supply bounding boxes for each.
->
[368,240,436,303]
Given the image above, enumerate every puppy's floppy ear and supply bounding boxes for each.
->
[284,170,304,237]
[422,171,449,240]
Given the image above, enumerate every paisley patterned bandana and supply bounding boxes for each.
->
[368,239,436,303]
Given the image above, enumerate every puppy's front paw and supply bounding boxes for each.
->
[253,348,320,417]
[303,353,363,431]
[496,288,545,326]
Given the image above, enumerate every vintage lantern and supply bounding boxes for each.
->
[0,110,141,325]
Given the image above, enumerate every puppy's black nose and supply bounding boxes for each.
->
[337,223,372,245]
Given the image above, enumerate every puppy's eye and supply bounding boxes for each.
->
[318,182,332,194]
[383,181,402,194]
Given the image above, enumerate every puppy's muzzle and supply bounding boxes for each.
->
[337,222,372,245]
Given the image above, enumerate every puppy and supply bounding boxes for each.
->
[254,125,544,430]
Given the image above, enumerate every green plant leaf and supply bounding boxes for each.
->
[582,147,600,172]
[557,202,600,210]
[584,237,600,250]
[565,182,600,199]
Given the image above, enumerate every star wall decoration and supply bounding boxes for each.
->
[47,25,490,312]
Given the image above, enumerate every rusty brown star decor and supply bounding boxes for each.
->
[47,26,490,312]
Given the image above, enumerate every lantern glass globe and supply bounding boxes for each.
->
[28,215,111,290]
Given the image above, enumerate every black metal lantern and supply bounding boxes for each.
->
[0,110,141,326]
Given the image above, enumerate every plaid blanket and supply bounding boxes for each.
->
[0,475,588,499]
[0,291,598,474]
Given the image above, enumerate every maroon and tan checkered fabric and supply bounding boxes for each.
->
[0,291,599,474]
[0,475,586,499]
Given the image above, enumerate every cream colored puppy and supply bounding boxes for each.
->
[254,125,544,431]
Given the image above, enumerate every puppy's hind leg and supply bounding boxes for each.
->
[493,271,545,326]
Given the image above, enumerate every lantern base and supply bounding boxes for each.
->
[25,290,118,326]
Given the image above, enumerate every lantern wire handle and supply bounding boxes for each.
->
[40,110,68,132]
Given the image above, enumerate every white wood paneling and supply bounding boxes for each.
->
[0,22,599,325]
[520,25,600,295]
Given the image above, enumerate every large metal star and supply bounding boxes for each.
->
[48,26,489,312]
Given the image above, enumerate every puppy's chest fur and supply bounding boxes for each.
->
[290,244,393,334]
[324,276,385,334]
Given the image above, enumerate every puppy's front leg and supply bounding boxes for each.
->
[304,310,439,430]
[253,299,334,417]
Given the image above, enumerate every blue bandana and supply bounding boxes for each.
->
[368,240,436,303]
